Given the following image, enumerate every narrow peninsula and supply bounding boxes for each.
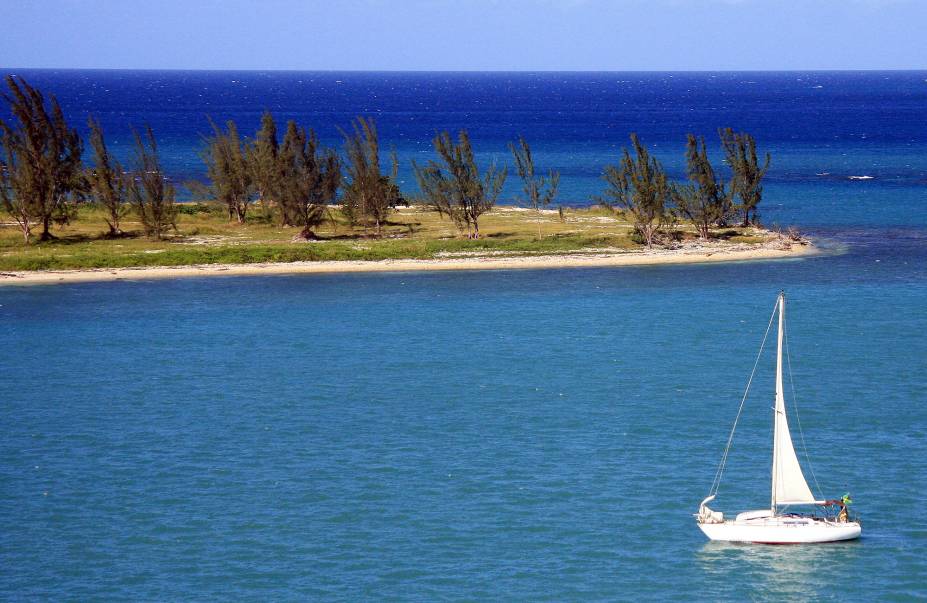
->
[0,77,811,286]
[0,205,812,285]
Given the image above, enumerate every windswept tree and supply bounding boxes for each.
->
[720,128,770,227]
[671,134,732,240]
[86,117,128,236]
[509,136,559,239]
[0,76,84,243]
[341,117,401,236]
[128,126,177,240]
[246,111,279,218]
[599,133,671,248]
[277,121,341,240]
[413,130,506,239]
[203,119,253,223]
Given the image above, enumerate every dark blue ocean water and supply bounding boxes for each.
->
[1,71,926,600]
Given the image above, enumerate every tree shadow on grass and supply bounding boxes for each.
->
[712,229,747,240]
[38,230,144,245]
[383,219,421,228]
[312,232,381,242]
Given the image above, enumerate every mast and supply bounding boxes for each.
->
[771,291,785,513]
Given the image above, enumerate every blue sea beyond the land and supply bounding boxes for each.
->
[1,70,926,600]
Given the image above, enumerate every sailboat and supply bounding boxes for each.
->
[696,292,861,544]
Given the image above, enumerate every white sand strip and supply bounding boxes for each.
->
[0,243,817,286]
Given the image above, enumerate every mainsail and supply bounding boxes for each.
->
[771,293,818,508]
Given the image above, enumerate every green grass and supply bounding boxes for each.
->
[0,234,637,271]
[0,203,764,271]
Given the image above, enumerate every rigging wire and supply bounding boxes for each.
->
[784,316,825,500]
[708,298,778,498]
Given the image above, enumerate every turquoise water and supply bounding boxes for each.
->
[2,244,925,599]
[1,70,926,599]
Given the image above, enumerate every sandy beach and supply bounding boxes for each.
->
[0,240,816,286]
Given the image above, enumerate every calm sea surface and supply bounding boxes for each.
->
[1,71,926,600]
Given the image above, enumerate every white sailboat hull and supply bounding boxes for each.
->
[698,516,861,544]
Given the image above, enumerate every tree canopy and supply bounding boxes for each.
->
[277,121,341,239]
[599,133,672,248]
[509,136,559,239]
[413,130,506,239]
[203,118,253,223]
[0,76,84,243]
[720,127,770,227]
[86,116,128,237]
[671,134,732,240]
[246,111,279,218]
[128,126,177,240]
[341,117,402,236]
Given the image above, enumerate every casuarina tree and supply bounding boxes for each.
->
[0,76,84,243]
[86,116,128,237]
[246,111,279,219]
[509,136,559,239]
[128,126,177,240]
[599,133,671,248]
[341,117,401,236]
[203,118,254,223]
[671,134,732,240]
[277,120,341,239]
[719,128,770,227]
[413,130,506,239]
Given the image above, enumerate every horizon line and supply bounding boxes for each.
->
[3,67,927,74]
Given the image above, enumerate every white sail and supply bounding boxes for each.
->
[771,293,817,507]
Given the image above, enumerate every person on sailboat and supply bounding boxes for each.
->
[838,505,848,523]
[838,493,852,523]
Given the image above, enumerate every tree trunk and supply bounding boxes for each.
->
[472,219,480,239]
[39,216,53,241]
[361,193,368,236]
[257,190,270,219]
[643,225,654,249]
[109,212,122,237]
[294,226,321,241]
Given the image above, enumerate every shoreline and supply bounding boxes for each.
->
[0,241,818,286]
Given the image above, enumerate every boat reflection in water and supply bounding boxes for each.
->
[696,538,863,598]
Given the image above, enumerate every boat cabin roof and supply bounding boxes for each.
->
[735,510,774,522]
